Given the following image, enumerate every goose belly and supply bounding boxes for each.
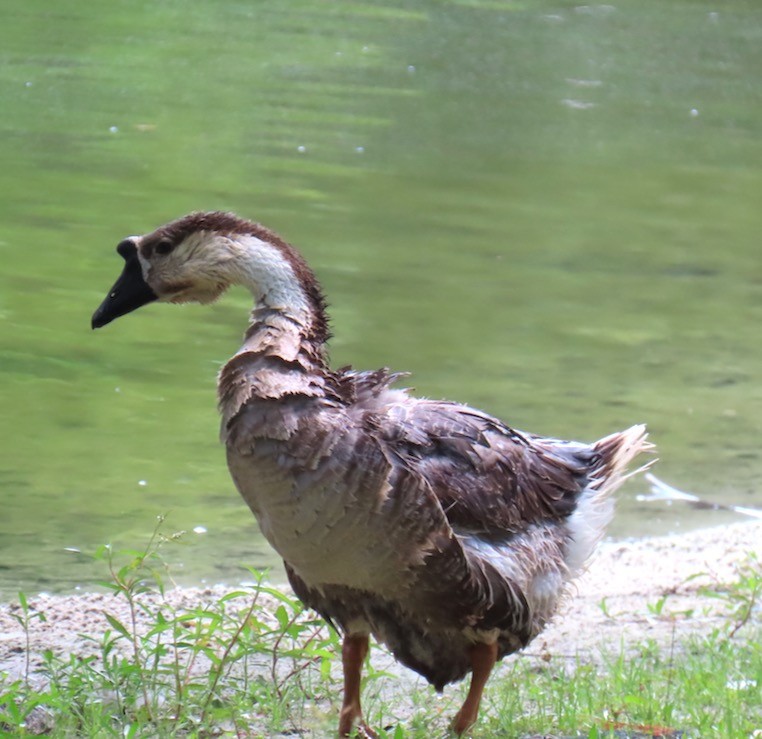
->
[227,450,411,594]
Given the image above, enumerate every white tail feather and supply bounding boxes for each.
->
[565,424,654,575]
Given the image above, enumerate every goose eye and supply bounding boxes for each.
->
[155,240,175,256]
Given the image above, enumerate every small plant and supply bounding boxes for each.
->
[0,517,341,736]
[645,592,694,622]
[597,596,612,618]
[698,552,761,639]
[9,591,47,687]
[646,593,670,617]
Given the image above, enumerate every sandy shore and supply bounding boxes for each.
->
[1,521,760,685]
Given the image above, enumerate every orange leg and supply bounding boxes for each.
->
[451,641,498,736]
[338,634,377,738]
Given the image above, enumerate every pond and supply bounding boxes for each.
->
[1,0,761,598]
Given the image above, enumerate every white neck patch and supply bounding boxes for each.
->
[226,233,311,315]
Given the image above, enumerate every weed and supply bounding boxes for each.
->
[0,518,340,736]
[0,524,760,738]
[699,552,761,639]
[8,592,47,687]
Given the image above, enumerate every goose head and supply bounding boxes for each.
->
[92,211,327,338]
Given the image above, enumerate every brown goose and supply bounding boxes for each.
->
[92,211,652,737]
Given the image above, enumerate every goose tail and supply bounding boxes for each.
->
[591,423,655,493]
[565,424,655,575]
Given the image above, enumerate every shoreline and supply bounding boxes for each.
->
[2,520,760,683]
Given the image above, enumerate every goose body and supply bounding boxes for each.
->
[92,211,652,736]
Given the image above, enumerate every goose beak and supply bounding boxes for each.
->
[91,239,157,329]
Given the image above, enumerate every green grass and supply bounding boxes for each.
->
[1,522,759,738]
[479,632,761,738]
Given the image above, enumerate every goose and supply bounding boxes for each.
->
[92,211,652,737]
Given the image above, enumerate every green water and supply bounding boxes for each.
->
[1,1,761,598]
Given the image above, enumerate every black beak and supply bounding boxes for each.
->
[91,239,158,329]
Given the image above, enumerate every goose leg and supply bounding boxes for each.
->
[338,633,376,738]
[451,641,498,736]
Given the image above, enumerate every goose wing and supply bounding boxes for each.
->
[375,399,594,537]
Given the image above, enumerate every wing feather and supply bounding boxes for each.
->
[377,399,593,536]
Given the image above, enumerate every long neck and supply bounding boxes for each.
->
[226,231,330,352]
[217,233,333,429]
